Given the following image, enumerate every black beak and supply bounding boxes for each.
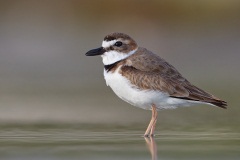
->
[85,47,106,56]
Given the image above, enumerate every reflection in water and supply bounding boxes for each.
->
[0,124,239,160]
[145,137,158,160]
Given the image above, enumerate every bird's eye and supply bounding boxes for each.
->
[114,41,122,47]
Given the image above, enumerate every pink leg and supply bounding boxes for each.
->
[150,106,158,136]
[144,104,158,137]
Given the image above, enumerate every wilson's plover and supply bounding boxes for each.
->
[85,32,227,137]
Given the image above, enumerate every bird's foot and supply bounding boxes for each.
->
[144,134,155,137]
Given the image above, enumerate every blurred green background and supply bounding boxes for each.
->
[0,0,239,130]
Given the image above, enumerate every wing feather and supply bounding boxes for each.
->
[120,47,227,108]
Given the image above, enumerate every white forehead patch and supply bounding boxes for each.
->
[102,40,117,48]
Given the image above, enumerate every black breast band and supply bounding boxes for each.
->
[104,60,122,72]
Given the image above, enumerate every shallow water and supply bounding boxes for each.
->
[0,124,239,160]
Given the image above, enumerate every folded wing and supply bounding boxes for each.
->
[120,48,227,108]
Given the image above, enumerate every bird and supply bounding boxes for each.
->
[85,32,227,137]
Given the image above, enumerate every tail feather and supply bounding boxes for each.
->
[209,99,227,109]
[171,96,228,109]
[181,84,228,109]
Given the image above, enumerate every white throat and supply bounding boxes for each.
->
[101,49,136,65]
[101,40,137,65]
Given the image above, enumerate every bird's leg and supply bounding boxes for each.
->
[144,117,154,137]
[150,105,158,137]
[144,104,157,137]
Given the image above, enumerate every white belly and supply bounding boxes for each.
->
[103,69,198,110]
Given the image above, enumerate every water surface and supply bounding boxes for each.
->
[0,124,239,160]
